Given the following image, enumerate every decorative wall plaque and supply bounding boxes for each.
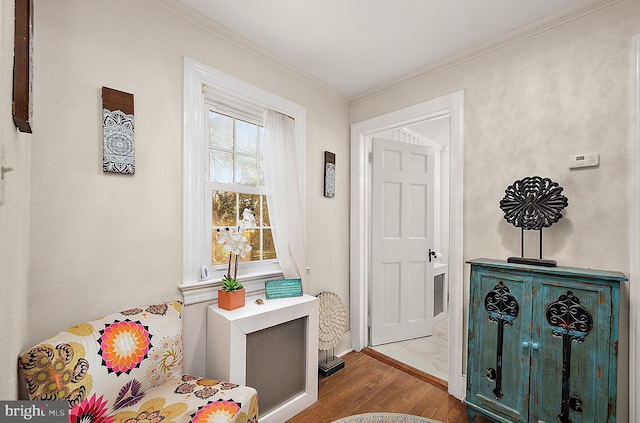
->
[265,279,303,300]
[102,87,135,174]
[324,151,335,198]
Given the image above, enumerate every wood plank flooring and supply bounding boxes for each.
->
[362,347,448,391]
[285,351,470,423]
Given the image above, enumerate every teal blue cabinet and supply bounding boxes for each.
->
[465,259,626,423]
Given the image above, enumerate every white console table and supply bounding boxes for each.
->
[207,294,319,423]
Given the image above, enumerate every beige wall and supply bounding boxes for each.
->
[0,0,30,399]
[8,0,637,417]
[351,0,638,420]
[20,0,350,385]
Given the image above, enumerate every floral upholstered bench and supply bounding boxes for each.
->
[18,300,258,423]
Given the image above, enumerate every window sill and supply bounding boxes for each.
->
[179,270,284,305]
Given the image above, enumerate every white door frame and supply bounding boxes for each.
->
[350,91,465,399]
[629,34,639,423]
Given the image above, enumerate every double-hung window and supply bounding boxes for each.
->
[206,107,277,274]
[182,58,306,304]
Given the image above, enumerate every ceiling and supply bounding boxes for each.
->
[175,0,596,98]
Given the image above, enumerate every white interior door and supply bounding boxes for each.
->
[370,138,435,346]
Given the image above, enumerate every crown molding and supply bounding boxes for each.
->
[351,0,624,104]
[148,0,622,105]
[147,0,350,104]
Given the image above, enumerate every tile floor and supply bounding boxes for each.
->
[369,317,449,381]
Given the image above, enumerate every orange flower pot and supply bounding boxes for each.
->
[218,288,245,311]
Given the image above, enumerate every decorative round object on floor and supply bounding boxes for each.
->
[331,413,441,423]
[317,291,347,377]
[318,291,346,350]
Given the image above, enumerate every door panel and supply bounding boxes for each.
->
[382,262,401,325]
[531,279,611,423]
[383,182,401,237]
[408,260,429,322]
[467,268,532,422]
[371,138,434,345]
[410,183,427,238]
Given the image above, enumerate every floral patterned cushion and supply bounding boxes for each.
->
[18,300,258,423]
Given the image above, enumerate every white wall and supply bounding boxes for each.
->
[351,1,638,420]
[17,0,350,388]
[0,0,30,400]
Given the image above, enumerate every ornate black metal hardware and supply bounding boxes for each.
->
[546,291,593,423]
[486,367,497,382]
[569,396,583,414]
[428,249,437,262]
[500,176,568,266]
[484,281,520,399]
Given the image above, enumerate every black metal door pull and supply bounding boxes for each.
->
[428,249,437,262]
[546,291,593,423]
[484,282,520,399]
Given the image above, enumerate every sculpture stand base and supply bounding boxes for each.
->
[507,256,557,267]
[319,356,345,377]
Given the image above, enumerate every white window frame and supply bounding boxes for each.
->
[181,57,306,305]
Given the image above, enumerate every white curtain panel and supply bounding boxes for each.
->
[263,110,307,286]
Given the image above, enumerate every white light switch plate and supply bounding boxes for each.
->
[569,152,599,169]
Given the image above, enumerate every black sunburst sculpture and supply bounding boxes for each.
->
[500,176,568,267]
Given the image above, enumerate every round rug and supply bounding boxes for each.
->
[332,413,441,423]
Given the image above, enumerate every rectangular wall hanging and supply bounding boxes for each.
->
[13,0,33,133]
[102,86,135,174]
[324,151,335,198]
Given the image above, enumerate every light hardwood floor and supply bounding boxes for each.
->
[285,351,471,423]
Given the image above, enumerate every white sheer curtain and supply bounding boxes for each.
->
[263,110,306,286]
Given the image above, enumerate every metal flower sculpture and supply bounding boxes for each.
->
[500,176,568,266]
[500,176,568,230]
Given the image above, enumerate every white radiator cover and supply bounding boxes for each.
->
[206,294,319,422]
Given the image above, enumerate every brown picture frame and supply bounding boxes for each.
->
[13,0,33,133]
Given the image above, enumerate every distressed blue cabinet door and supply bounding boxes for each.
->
[531,278,612,423]
[467,267,533,422]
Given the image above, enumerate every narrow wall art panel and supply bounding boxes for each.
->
[324,151,336,198]
[102,86,135,174]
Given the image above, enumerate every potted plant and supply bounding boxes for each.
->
[218,277,245,311]
[216,209,255,311]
